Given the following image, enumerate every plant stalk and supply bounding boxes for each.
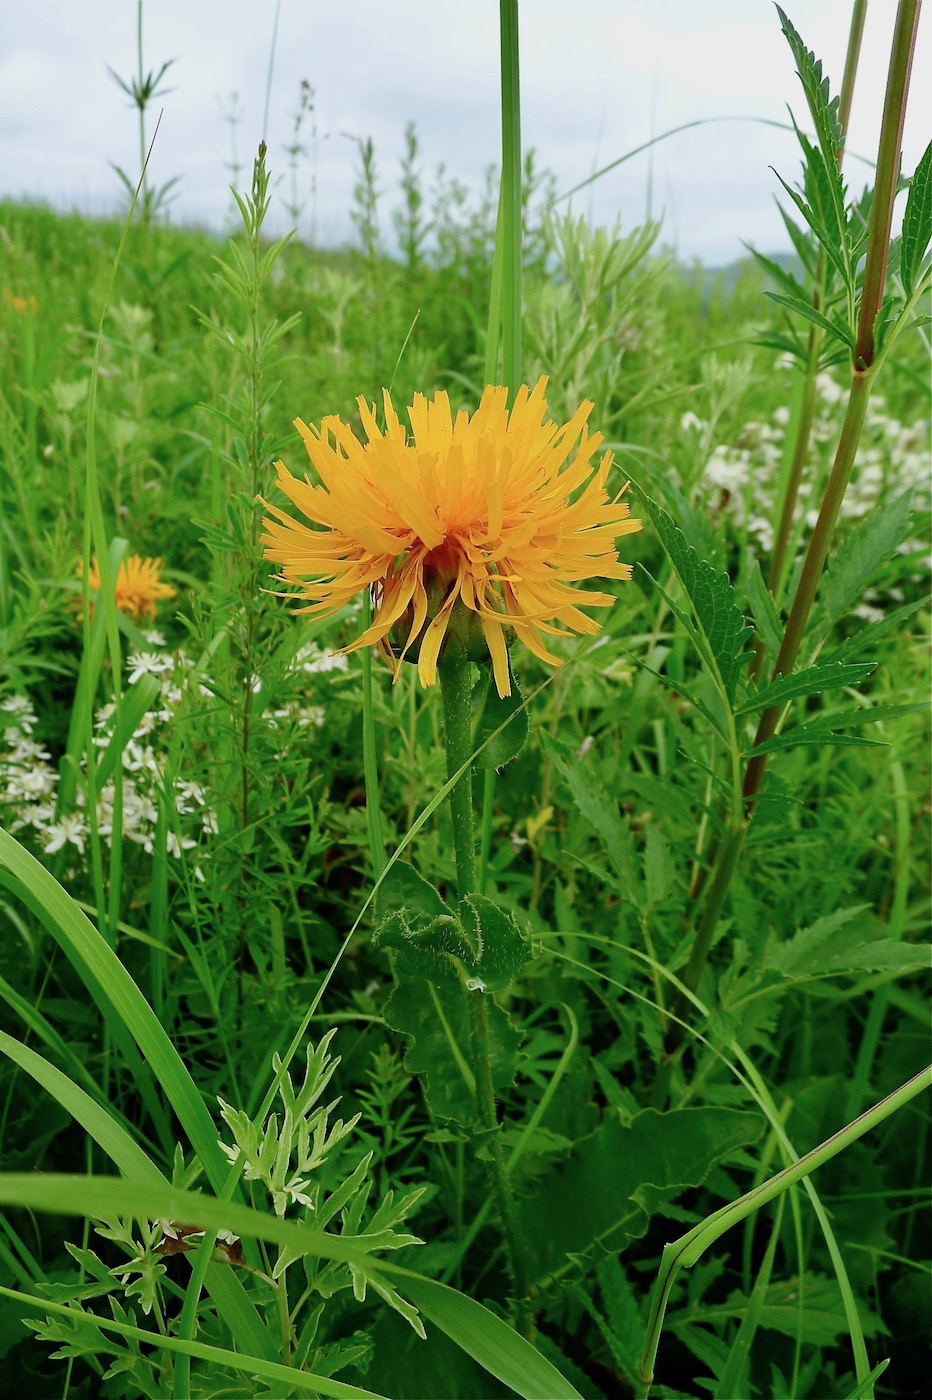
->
[437,653,530,1310]
[664,2,920,1087]
[855,0,921,370]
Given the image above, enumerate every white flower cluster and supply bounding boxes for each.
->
[1,636,352,877]
[0,638,215,865]
[689,373,931,569]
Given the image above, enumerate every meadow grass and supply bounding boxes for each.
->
[0,4,930,1397]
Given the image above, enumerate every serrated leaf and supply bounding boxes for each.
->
[747,244,809,299]
[777,202,818,279]
[635,490,752,704]
[723,1273,887,1347]
[776,8,844,174]
[765,290,853,348]
[375,860,450,925]
[735,661,875,716]
[901,140,932,297]
[744,727,886,758]
[622,625,730,741]
[821,942,931,975]
[471,672,528,771]
[767,906,871,976]
[820,490,913,628]
[518,1107,762,1282]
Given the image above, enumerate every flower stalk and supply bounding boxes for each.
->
[438,650,531,1312]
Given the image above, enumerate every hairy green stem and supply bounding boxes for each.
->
[438,654,530,1309]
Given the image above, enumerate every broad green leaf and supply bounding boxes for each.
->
[719,1273,887,1348]
[735,661,876,716]
[643,824,674,909]
[821,942,932,975]
[375,859,450,924]
[635,490,752,704]
[380,974,522,1124]
[901,140,932,297]
[518,1107,761,1282]
[472,672,529,771]
[819,490,913,629]
[375,892,532,993]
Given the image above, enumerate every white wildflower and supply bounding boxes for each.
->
[43,815,87,856]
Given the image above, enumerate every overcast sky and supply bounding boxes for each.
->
[0,1,928,266]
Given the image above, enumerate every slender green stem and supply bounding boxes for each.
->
[837,0,868,152]
[360,591,386,881]
[438,655,478,896]
[437,654,530,1308]
[766,326,822,603]
[499,0,522,401]
[744,367,872,801]
[855,0,921,369]
[636,1064,932,1399]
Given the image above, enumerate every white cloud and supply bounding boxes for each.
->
[0,0,928,265]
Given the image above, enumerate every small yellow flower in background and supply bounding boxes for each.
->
[78,554,176,622]
[262,377,642,696]
[1,289,38,315]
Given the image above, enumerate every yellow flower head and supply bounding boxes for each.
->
[78,554,176,622]
[262,377,641,696]
[1,289,38,315]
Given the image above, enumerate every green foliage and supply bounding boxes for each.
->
[635,489,753,707]
[0,10,929,1392]
[899,140,932,298]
